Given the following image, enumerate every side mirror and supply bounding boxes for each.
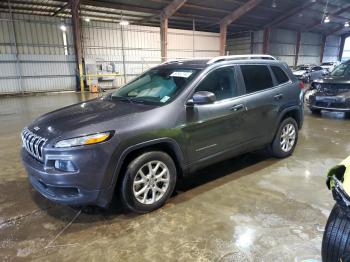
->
[187,91,216,106]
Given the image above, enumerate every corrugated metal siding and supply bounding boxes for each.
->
[252,30,263,54]
[269,29,296,66]
[226,33,251,55]
[0,13,76,94]
[324,35,340,62]
[298,32,321,65]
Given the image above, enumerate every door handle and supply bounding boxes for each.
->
[230,104,245,111]
[274,94,283,100]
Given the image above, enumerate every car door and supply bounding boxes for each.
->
[236,64,282,146]
[182,66,250,164]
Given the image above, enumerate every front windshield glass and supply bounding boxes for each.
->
[296,66,310,71]
[111,68,199,105]
[331,63,350,77]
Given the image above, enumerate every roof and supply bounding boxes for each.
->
[1,0,350,36]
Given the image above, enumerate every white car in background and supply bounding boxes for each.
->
[320,61,340,73]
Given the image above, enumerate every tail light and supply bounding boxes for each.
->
[299,81,305,89]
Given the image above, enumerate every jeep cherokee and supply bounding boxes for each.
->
[21,55,304,213]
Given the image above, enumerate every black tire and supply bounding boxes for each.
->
[120,151,177,214]
[345,112,350,119]
[310,108,322,114]
[322,204,350,262]
[270,117,298,158]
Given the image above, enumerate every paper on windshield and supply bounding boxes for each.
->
[170,71,193,78]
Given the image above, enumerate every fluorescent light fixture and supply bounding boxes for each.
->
[84,17,90,22]
[119,20,129,26]
[60,25,67,31]
[345,21,350,27]
[324,16,330,23]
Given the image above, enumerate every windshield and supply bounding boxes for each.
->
[330,63,350,77]
[296,66,310,71]
[111,68,199,105]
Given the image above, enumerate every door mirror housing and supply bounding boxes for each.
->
[188,91,216,105]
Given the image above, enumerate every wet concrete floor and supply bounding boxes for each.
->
[0,92,349,261]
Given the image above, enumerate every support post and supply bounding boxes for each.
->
[339,35,346,62]
[294,31,301,69]
[70,0,84,92]
[263,27,270,54]
[160,16,168,62]
[219,23,227,56]
[250,31,254,54]
[320,35,326,64]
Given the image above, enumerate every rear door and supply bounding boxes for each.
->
[237,64,289,145]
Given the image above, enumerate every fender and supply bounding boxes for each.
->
[273,105,303,134]
[100,137,185,206]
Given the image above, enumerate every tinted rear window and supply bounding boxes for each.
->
[240,65,273,93]
[271,66,289,84]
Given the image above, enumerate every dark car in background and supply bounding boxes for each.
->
[21,55,304,213]
[293,64,325,83]
[307,61,350,117]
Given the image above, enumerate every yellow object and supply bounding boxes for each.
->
[341,156,350,195]
[79,63,84,93]
[328,155,350,196]
[84,133,110,145]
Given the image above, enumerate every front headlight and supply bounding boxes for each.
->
[55,132,112,148]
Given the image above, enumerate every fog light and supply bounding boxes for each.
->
[54,160,77,172]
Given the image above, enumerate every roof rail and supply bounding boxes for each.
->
[207,54,277,64]
[161,57,212,65]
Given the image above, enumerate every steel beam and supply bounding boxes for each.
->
[70,0,84,92]
[219,23,227,55]
[320,35,326,63]
[263,27,270,54]
[160,17,168,62]
[52,3,69,16]
[339,35,346,62]
[294,31,301,68]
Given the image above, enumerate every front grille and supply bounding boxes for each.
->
[316,101,347,109]
[21,127,47,161]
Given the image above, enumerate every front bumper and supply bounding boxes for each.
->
[21,145,115,207]
[308,96,350,112]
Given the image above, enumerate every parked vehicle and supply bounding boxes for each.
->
[320,61,340,73]
[322,155,350,262]
[307,60,350,116]
[21,55,304,213]
[293,64,325,83]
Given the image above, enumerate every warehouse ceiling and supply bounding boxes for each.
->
[1,0,350,36]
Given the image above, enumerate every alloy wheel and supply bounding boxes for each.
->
[132,160,170,205]
[280,123,296,152]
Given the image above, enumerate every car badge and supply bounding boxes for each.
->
[33,126,40,131]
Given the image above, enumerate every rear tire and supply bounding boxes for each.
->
[322,204,350,262]
[270,117,298,158]
[120,151,177,214]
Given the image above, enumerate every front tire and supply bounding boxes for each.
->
[120,151,177,214]
[322,204,350,262]
[310,108,321,114]
[270,117,298,158]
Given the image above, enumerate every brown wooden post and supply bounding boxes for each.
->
[220,23,227,55]
[70,0,84,92]
[294,31,301,68]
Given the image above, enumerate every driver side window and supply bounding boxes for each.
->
[195,67,237,101]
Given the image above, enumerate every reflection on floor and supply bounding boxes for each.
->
[0,92,349,261]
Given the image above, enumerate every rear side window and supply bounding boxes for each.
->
[271,66,289,85]
[240,65,273,93]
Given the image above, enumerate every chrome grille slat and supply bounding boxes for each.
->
[21,127,47,161]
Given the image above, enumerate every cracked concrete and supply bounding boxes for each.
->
[0,92,349,261]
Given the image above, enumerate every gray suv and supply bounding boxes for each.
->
[21,56,304,213]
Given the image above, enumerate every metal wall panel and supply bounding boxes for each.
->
[226,34,251,55]
[269,29,296,66]
[0,13,76,94]
[324,35,340,62]
[298,32,321,65]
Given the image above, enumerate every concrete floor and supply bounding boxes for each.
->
[0,92,349,261]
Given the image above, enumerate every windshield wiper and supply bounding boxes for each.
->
[110,96,135,104]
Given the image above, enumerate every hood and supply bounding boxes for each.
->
[314,76,350,85]
[28,96,156,138]
[293,70,307,76]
